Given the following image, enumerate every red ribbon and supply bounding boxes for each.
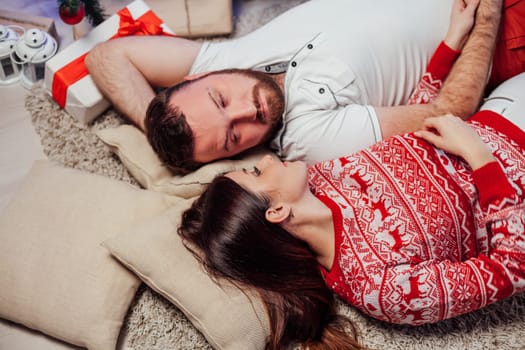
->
[52,7,173,109]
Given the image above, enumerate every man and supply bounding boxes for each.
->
[86,0,502,174]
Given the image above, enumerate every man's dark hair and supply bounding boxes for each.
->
[145,82,203,175]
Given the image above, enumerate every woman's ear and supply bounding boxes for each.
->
[183,72,209,81]
[265,203,291,224]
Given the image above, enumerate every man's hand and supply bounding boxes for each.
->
[414,114,495,170]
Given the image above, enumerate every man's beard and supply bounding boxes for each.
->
[209,68,285,125]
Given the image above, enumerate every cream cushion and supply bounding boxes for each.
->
[102,203,270,350]
[0,160,177,349]
[96,124,273,198]
[96,123,276,349]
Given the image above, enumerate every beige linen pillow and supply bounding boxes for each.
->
[103,203,270,350]
[96,124,274,198]
[0,160,177,350]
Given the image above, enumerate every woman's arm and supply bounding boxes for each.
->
[414,114,495,170]
[381,201,524,326]
[85,36,202,131]
[414,114,521,219]
[407,0,477,104]
[376,0,502,138]
[373,161,523,325]
[407,42,461,105]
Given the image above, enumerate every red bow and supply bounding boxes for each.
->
[116,7,166,36]
[52,7,173,109]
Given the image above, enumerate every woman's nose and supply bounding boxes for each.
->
[256,155,274,170]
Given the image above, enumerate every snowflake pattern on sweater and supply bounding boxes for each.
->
[311,113,525,325]
[407,41,460,105]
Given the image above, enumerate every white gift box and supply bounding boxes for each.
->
[44,0,174,124]
[145,0,233,37]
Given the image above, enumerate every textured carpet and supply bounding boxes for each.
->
[26,1,525,349]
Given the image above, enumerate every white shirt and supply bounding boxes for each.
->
[190,0,454,163]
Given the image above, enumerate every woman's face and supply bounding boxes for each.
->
[226,155,310,204]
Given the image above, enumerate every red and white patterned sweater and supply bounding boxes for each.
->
[407,41,460,105]
[311,111,525,325]
[311,42,525,325]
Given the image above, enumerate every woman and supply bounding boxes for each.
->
[180,106,525,347]
[179,3,525,350]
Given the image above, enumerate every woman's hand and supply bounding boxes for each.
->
[445,0,480,50]
[414,114,495,170]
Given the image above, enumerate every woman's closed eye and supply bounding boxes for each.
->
[242,166,261,176]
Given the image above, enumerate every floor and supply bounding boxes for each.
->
[0,0,282,348]
[0,1,83,347]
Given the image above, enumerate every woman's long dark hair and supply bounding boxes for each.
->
[179,176,364,350]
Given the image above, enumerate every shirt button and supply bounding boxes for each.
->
[291,61,297,67]
[265,65,271,72]
[319,88,325,94]
[307,44,313,49]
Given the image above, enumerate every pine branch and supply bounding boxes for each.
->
[81,0,107,26]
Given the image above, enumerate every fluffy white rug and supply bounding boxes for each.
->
[26,1,525,349]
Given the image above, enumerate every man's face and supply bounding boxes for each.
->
[168,69,285,163]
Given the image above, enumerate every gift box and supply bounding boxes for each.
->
[145,0,233,37]
[44,0,174,124]
[0,8,59,43]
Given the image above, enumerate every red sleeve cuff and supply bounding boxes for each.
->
[472,161,516,208]
[427,41,461,81]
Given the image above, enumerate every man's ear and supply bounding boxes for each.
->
[265,203,291,224]
[183,72,209,81]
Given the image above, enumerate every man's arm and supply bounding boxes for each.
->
[85,36,202,131]
[375,0,502,139]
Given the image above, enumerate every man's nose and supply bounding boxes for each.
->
[228,102,257,122]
